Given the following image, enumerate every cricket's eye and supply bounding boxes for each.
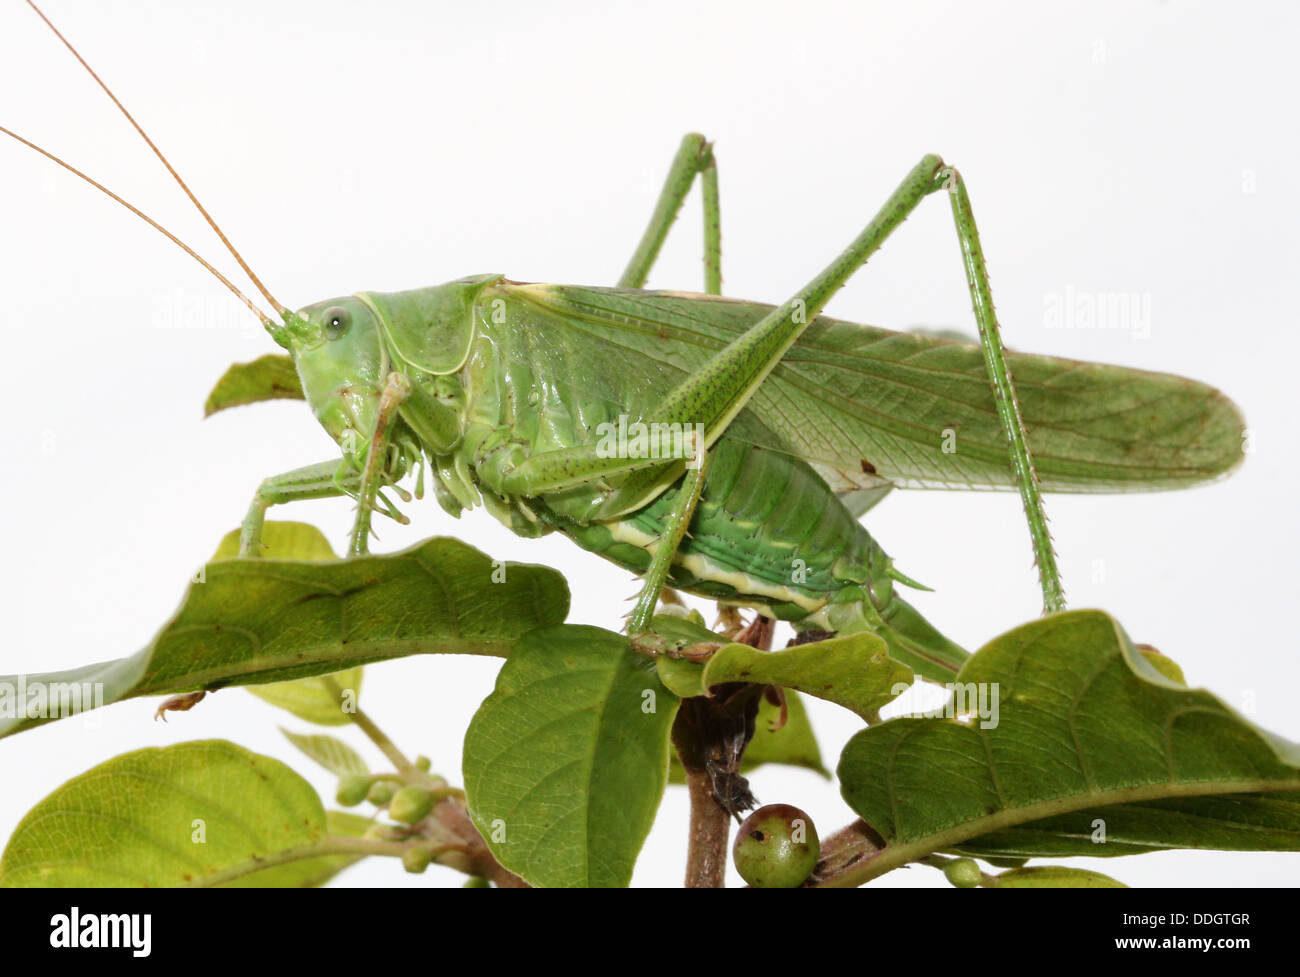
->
[322,306,352,340]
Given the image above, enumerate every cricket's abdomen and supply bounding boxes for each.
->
[459,282,894,620]
[533,435,893,621]
[453,282,968,678]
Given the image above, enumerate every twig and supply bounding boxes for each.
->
[681,761,731,887]
[672,614,775,886]
[433,800,530,888]
[319,674,528,886]
[808,818,885,887]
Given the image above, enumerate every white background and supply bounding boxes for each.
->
[0,0,1296,888]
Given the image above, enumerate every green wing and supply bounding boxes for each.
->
[497,282,1245,494]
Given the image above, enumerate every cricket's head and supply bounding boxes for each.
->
[276,277,502,464]
[282,295,388,468]
[2,8,484,473]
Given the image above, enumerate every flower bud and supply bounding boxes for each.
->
[402,847,431,874]
[388,786,436,824]
[335,775,370,807]
[944,858,984,888]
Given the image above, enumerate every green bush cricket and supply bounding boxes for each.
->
[1,2,1246,688]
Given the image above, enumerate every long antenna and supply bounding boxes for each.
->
[26,0,290,317]
[0,124,280,330]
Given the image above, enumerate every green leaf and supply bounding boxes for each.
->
[0,534,569,740]
[463,625,679,887]
[987,866,1127,888]
[216,522,368,725]
[281,729,368,777]
[0,741,328,887]
[653,622,910,720]
[833,610,1300,886]
[204,354,303,416]
[211,521,335,562]
[248,672,363,726]
[951,793,1300,860]
[655,654,709,698]
[707,635,909,720]
[229,811,373,888]
[1139,646,1187,685]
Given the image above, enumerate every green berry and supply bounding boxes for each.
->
[944,858,984,888]
[402,847,431,874]
[367,781,395,806]
[388,786,436,824]
[733,803,820,888]
[464,875,491,888]
[415,755,432,772]
[335,775,370,807]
